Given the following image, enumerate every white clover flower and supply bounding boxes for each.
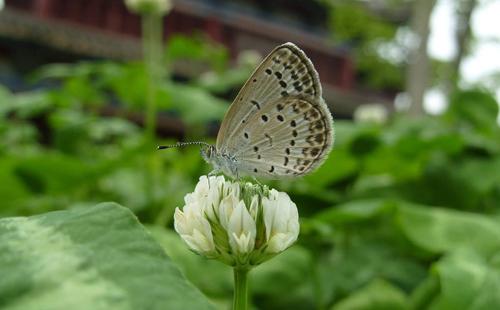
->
[237,50,263,68]
[174,175,300,267]
[124,0,172,15]
[263,190,299,253]
[353,103,388,124]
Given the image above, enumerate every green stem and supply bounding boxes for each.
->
[233,268,249,310]
[141,13,164,216]
[141,13,163,142]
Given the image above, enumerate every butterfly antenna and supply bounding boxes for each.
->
[157,142,211,150]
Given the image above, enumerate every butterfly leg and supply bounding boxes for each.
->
[207,169,220,187]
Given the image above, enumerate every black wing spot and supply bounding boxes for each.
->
[253,146,259,152]
[311,148,320,156]
[293,81,303,92]
[284,157,289,166]
[265,69,272,75]
[290,140,295,146]
[292,130,298,137]
[269,166,275,173]
[251,100,261,110]
[244,132,249,139]
[275,72,282,79]
[257,154,261,159]
[261,115,268,122]
[253,78,257,82]
[279,81,287,88]
[291,120,297,127]
[285,148,290,155]
[315,134,324,143]
[277,103,284,111]
[277,115,284,122]
[254,168,258,173]
[281,91,288,97]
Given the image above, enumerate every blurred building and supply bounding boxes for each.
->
[0,0,395,121]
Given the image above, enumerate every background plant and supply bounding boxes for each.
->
[1,21,500,310]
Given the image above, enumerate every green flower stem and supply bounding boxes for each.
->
[141,13,163,141]
[233,267,250,310]
[141,13,164,214]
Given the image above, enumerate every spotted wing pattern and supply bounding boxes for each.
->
[215,42,334,178]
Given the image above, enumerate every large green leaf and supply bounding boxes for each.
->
[430,249,500,310]
[397,203,500,256]
[0,203,214,310]
[332,279,407,310]
[303,147,359,188]
[251,246,314,309]
[314,199,395,224]
[147,225,233,299]
[446,89,499,134]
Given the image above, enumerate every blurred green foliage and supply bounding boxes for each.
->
[322,1,406,90]
[1,34,500,309]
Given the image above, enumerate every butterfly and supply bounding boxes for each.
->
[159,42,334,179]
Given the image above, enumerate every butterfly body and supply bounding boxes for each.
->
[162,42,334,180]
[201,145,240,178]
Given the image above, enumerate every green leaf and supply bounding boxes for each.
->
[0,203,214,310]
[166,35,229,72]
[0,158,31,216]
[316,238,426,306]
[332,279,408,310]
[13,152,95,194]
[315,199,395,224]
[447,89,499,134]
[0,85,12,118]
[303,147,359,188]
[167,83,228,124]
[457,157,500,194]
[147,225,233,298]
[430,249,500,310]
[397,203,500,256]
[251,246,315,309]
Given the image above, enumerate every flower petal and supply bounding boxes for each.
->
[228,201,256,254]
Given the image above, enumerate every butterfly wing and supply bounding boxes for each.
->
[216,42,333,178]
[217,42,322,149]
[234,96,333,178]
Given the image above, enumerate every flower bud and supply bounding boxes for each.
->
[124,0,172,15]
[174,175,300,267]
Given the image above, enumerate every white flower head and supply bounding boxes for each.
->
[124,0,172,15]
[353,103,388,124]
[174,175,300,267]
